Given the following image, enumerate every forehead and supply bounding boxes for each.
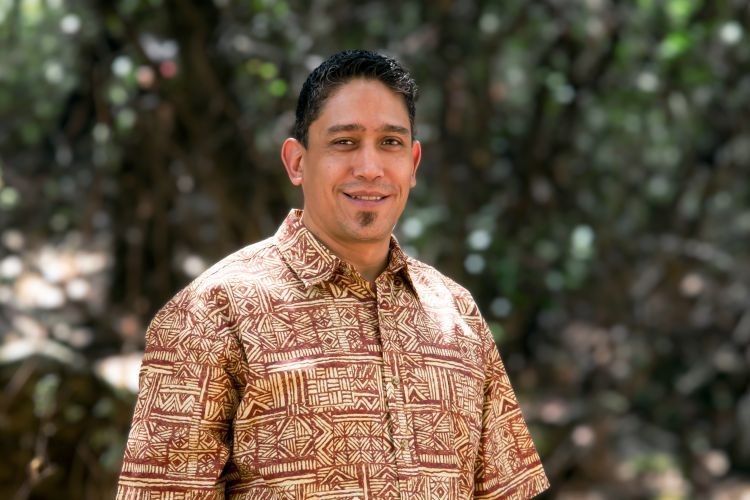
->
[314,78,410,127]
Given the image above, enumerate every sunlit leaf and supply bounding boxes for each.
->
[268,78,287,97]
[659,31,691,59]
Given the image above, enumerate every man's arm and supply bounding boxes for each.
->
[117,286,245,499]
[474,323,550,499]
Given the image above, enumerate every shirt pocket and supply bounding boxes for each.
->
[274,362,357,410]
[233,361,359,479]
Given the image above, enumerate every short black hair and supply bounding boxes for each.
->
[292,49,418,147]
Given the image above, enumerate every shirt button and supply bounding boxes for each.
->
[391,376,400,386]
[394,277,402,287]
[399,440,408,450]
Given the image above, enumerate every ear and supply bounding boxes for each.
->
[410,140,422,188]
[281,138,305,186]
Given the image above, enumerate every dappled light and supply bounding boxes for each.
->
[1,0,749,498]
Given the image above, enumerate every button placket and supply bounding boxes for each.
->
[385,367,413,469]
[376,279,413,475]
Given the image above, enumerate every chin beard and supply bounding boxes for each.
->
[356,211,376,227]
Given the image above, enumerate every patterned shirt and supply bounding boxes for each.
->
[117,209,549,499]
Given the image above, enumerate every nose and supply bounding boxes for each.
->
[352,144,384,181]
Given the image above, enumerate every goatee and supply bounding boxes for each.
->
[357,211,376,227]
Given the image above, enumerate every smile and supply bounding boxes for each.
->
[347,194,385,201]
[343,192,389,202]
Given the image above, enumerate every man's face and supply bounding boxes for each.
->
[283,78,421,249]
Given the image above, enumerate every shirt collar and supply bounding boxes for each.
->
[386,238,422,301]
[275,209,340,288]
[275,209,417,294]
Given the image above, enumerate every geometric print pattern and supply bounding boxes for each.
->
[117,209,549,499]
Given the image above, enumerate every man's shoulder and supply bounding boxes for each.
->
[404,255,476,305]
[194,236,280,287]
[167,236,285,306]
[404,255,489,346]
[143,237,285,341]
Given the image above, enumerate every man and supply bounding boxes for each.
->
[117,50,549,499]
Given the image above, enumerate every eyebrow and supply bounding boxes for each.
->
[326,123,365,134]
[378,124,410,135]
[326,123,410,135]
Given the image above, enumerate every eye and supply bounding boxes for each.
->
[382,137,403,146]
[332,138,355,146]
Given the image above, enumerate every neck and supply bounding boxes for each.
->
[301,215,390,284]
[339,242,390,284]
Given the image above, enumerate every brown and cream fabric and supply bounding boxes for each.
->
[117,209,549,499]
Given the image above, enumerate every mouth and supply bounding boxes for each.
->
[342,188,391,203]
[344,194,387,201]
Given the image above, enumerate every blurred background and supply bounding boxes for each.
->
[1,0,749,498]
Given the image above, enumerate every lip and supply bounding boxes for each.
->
[342,190,390,206]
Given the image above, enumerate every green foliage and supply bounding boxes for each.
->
[32,373,60,419]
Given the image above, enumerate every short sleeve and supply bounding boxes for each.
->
[473,322,550,499]
[116,286,245,499]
